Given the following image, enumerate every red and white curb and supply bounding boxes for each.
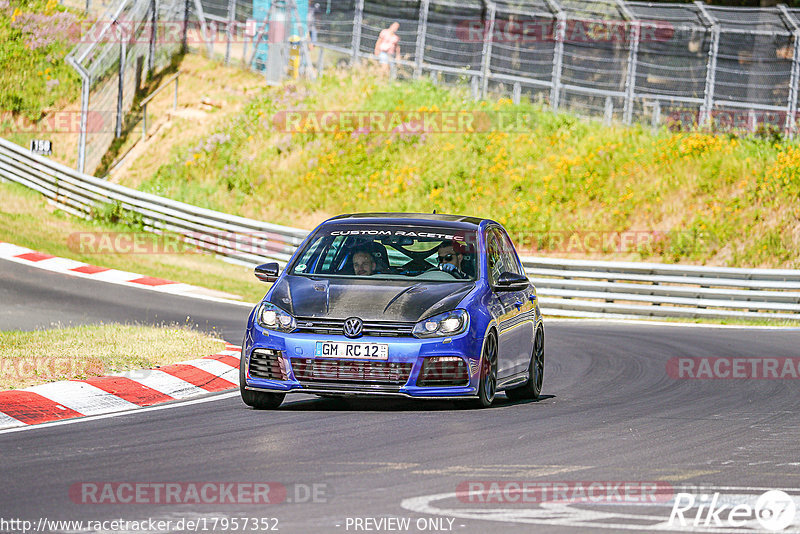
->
[0,344,242,430]
[0,242,250,306]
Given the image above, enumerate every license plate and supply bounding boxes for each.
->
[314,341,389,360]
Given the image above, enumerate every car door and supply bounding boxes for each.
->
[485,227,528,379]
[497,229,535,376]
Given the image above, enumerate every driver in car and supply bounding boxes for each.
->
[353,248,377,276]
[437,241,468,279]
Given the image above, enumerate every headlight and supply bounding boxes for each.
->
[413,309,469,338]
[257,302,296,332]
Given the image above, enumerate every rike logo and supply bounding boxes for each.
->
[669,490,797,531]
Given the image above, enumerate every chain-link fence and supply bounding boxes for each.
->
[66,0,186,174]
[66,0,800,175]
[183,0,800,138]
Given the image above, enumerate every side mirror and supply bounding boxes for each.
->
[495,271,529,291]
[255,262,280,283]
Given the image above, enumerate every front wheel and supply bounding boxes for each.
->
[473,332,498,408]
[239,347,285,409]
[506,326,544,401]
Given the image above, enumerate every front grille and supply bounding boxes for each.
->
[292,358,413,386]
[294,317,415,337]
[417,356,470,387]
[248,349,287,380]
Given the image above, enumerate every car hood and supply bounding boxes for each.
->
[269,275,475,322]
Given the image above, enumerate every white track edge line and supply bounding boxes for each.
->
[0,254,253,308]
[0,391,240,435]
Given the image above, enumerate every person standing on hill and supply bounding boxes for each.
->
[374,22,400,75]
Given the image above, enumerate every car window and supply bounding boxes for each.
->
[485,228,505,286]
[289,225,478,281]
[499,230,524,276]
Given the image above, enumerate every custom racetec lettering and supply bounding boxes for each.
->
[330,229,466,241]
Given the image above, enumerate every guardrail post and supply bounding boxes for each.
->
[696,2,719,128]
[513,82,521,104]
[779,5,800,138]
[414,0,430,78]
[76,69,90,174]
[617,0,639,125]
[748,109,757,133]
[147,0,158,76]
[788,30,800,138]
[192,0,215,58]
[603,96,613,125]
[548,9,566,110]
[480,1,496,98]
[351,0,364,64]
[116,30,126,139]
[316,47,324,76]
[225,0,237,65]
[182,0,190,53]
[142,103,148,141]
[651,99,661,129]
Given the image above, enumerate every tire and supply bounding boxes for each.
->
[506,326,544,401]
[473,331,498,408]
[239,347,285,409]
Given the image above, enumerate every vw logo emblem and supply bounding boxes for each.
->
[343,317,363,338]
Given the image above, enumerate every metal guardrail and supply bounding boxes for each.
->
[522,257,800,320]
[0,137,306,267]
[139,72,181,142]
[2,136,799,320]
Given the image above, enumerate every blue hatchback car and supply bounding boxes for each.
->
[240,213,544,408]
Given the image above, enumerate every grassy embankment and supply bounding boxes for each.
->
[3,58,799,327]
[0,17,267,388]
[0,324,224,389]
[118,67,800,269]
[0,179,265,301]
[0,53,273,302]
[0,0,84,166]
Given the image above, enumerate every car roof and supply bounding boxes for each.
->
[323,212,489,229]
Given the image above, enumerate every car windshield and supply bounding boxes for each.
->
[289,224,479,281]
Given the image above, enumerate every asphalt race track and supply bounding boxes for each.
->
[1,258,800,533]
[0,259,251,340]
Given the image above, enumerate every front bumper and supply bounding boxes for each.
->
[242,324,483,398]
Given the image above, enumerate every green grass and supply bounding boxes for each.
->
[125,66,800,269]
[0,323,225,389]
[2,179,796,329]
[0,0,83,120]
[548,315,800,328]
[0,180,268,302]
